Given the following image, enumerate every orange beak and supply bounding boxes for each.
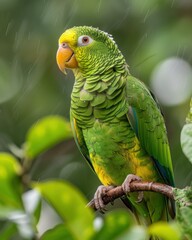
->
[56,43,78,73]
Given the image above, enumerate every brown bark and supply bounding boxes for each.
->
[87,180,174,211]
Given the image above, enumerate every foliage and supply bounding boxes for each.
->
[34,180,94,240]
[0,1,192,239]
[174,187,192,239]
[0,0,192,191]
[174,100,192,239]
[180,98,192,164]
[0,116,75,239]
[0,111,191,239]
[25,115,72,159]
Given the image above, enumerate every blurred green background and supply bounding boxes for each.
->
[0,0,192,234]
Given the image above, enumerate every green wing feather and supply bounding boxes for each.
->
[70,111,95,172]
[126,76,174,187]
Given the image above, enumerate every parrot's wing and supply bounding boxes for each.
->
[126,76,174,187]
[70,114,95,172]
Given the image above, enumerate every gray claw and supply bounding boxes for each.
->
[122,174,144,203]
[94,185,114,212]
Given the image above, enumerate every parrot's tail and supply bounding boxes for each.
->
[121,194,172,240]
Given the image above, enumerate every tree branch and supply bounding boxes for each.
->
[87,181,174,211]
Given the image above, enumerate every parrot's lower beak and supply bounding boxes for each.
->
[56,44,78,73]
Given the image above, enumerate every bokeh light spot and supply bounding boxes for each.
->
[150,57,192,106]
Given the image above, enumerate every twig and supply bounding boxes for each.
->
[87,181,174,211]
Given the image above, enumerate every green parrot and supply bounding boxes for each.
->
[56,26,175,225]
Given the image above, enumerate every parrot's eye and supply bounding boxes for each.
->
[60,42,68,48]
[78,35,93,46]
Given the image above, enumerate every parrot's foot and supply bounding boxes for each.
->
[94,185,114,213]
[122,174,144,203]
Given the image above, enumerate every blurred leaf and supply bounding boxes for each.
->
[181,98,192,163]
[8,211,37,240]
[0,152,23,218]
[185,98,192,124]
[148,221,181,240]
[181,123,192,163]
[118,225,148,240]
[22,190,41,225]
[41,224,75,240]
[93,210,133,240]
[0,223,18,240]
[33,180,94,240]
[25,115,73,159]
[0,153,35,239]
[174,187,192,239]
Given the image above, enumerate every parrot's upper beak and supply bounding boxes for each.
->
[56,43,78,73]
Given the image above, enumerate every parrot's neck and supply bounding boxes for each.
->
[70,63,129,128]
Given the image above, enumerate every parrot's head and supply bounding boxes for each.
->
[56,26,125,75]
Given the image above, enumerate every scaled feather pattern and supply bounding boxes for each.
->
[56,26,175,225]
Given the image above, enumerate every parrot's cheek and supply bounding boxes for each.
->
[56,46,78,72]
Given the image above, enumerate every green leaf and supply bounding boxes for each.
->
[148,221,181,240]
[9,212,37,239]
[0,152,23,217]
[173,186,192,209]
[93,210,133,240]
[23,190,41,225]
[0,153,37,238]
[25,115,73,159]
[173,187,192,239]
[186,97,192,124]
[0,222,18,240]
[33,180,94,240]
[178,207,192,239]
[118,225,148,240]
[181,98,192,163]
[41,224,75,240]
[181,124,192,163]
